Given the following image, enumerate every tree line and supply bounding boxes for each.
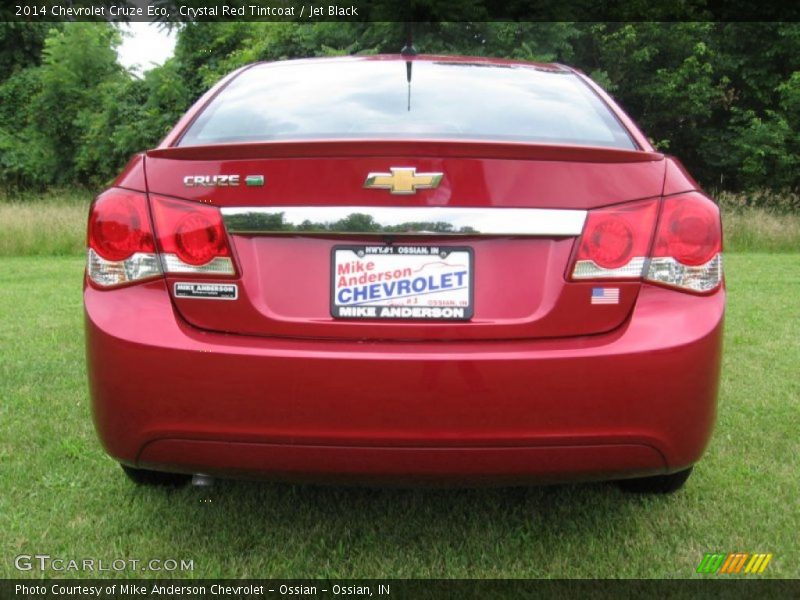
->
[0,22,798,200]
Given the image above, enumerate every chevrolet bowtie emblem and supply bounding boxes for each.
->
[364,167,443,195]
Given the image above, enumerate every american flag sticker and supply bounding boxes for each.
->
[591,287,620,305]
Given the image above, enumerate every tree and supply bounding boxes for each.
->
[1,22,799,194]
[31,23,124,184]
[76,58,191,186]
[0,22,55,81]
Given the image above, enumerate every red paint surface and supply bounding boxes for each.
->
[85,55,724,482]
[86,281,723,481]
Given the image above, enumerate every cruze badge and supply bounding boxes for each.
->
[364,167,443,195]
[183,174,264,187]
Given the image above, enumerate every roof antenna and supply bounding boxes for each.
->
[401,22,417,57]
[401,23,416,111]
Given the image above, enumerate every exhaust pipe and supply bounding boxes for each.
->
[191,473,214,488]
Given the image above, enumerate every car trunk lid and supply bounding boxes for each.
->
[145,141,665,341]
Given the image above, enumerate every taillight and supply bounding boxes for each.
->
[569,193,723,293]
[645,193,723,292]
[150,195,236,276]
[86,189,161,287]
[570,199,659,279]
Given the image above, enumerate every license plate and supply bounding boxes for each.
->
[331,245,473,320]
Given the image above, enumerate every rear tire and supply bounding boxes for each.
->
[121,465,190,487]
[617,467,693,494]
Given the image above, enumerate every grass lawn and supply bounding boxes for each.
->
[0,254,797,579]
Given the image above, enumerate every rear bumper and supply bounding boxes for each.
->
[85,281,724,483]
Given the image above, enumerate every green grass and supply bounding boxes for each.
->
[0,189,91,257]
[0,254,797,579]
[723,210,800,253]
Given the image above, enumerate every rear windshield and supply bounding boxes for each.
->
[179,59,636,150]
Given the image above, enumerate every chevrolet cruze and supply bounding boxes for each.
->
[85,55,724,493]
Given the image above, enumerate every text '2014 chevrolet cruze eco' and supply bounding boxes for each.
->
[85,56,724,493]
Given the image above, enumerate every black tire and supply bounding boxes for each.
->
[121,464,190,487]
[617,467,693,494]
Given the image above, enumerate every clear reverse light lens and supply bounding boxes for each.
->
[645,254,723,293]
[87,249,162,287]
[160,254,235,275]
[571,257,647,279]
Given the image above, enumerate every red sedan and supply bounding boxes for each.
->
[84,55,724,493]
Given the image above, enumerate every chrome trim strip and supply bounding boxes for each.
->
[221,207,587,236]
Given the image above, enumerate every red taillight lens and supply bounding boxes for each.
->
[174,212,228,265]
[651,194,721,266]
[88,190,155,261]
[645,192,723,293]
[570,199,658,279]
[569,193,723,293]
[581,216,634,269]
[86,189,161,288]
[150,195,236,275]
